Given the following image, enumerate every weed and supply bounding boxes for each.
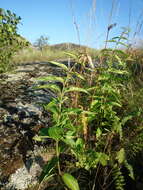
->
[32,28,143,190]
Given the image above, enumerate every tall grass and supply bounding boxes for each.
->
[12,47,66,64]
[12,45,99,65]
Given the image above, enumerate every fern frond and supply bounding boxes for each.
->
[124,160,134,180]
[112,164,125,190]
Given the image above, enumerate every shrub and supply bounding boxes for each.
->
[0,8,28,73]
[32,28,143,190]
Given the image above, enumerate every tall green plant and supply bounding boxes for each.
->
[34,30,137,190]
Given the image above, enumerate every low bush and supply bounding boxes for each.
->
[0,8,28,73]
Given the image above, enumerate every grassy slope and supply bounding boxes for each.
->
[12,43,98,64]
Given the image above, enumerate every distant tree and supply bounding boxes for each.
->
[34,35,49,50]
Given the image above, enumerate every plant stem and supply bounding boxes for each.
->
[56,140,61,176]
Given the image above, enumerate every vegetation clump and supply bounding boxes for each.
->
[34,29,143,190]
[0,8,28,73]
[0,7,143,190]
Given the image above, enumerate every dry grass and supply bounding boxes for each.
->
[12,47,67,64]
[12,46,99,64]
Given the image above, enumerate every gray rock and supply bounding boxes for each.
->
[0,61,64,189]
[6,160,41,190]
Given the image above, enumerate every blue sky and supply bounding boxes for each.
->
[1,0,143,48]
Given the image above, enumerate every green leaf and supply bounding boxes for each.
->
[7,26,12,32]
[113,49,127,57]
[113,119,123,139]
[66,130,76,137]
[112,36,120,40]
[63,107,82,115]
[33,135,43,141]
[42,173,55,184]
[116,148,125,164]
[106,40,117,43]
[117,41,129,47]
[38,75,65,84]
[44,100,59,121]
[121,115,132,126]
[96,152,109,166]
[108,68,128,75]
[63,138,76,148]
[87,86,96,91]
[71,72,85,80]
[61,96,68,104]
[96,128,102,139]
[33,135,49,141]
[110,101,122,107]
[44,100,59,114]
[39,156,58,182]
[37,84,61,93]
[119,36,128,41]
[76,138,85,149]
[124,160,134,180]
[48,126,63,140]
[91,100,99,108]
[62,173,80,190]
[49,61,68,71]
[82,110,95,116]
[64,52,77,59]
[98,74,110,81]
[98,153,109,166]
[114,55,125,66]
[39,128,49,136]
[64,87,89,94]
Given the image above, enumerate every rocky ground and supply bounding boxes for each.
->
[0,62,65,190]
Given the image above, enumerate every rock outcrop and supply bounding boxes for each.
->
[0,62,63,189]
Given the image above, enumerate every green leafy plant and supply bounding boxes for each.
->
[33,29,143,190]
[62,173,80,190]
[0,8,28,73]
